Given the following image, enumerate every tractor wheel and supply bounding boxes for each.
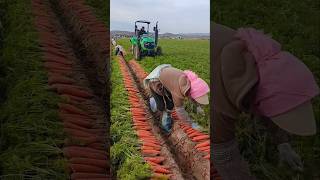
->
[156,46,162,55]
[135,45,141,60]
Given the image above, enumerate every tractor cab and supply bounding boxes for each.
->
[130,20,161,60]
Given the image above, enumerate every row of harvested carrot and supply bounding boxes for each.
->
[118,58,172,179]
[32,0,110,179]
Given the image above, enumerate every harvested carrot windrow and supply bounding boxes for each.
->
[142,142,161,147]
[192,135,210,141]
[48,75,75,85]
[66,146,107,155]
[195,140,210,149]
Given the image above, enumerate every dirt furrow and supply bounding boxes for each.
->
[32,0,110,179]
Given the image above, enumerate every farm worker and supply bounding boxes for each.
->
[114,45,126,57]
[143,65,210,133]
[139,26,147,36]
[111,38,116,46]
[212,22,319,180]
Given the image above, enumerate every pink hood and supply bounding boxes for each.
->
[235,28,319,117]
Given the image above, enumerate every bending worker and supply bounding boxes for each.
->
[143,64,210,133]
[212,23,319,179]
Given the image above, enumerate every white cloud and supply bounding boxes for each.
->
[110,0,210,33]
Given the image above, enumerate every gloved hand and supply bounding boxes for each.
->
[175,106,193,123]
[161,111,172,133]
[196,106,205,116]
[277,143,303,172]
[191,122,203,131]
[149,97,157,112]
[213,139,256,180]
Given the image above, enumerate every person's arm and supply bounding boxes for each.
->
[263,117,303,172]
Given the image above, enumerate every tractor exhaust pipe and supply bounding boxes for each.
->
[154,21,159,46]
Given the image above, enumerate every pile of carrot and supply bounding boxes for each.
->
[118,58,172,179]
[32,0,110,179]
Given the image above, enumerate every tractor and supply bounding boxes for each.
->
[130,20,161,60]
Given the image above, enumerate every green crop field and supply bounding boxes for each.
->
[116,38,211,132]
[212,0,320,179]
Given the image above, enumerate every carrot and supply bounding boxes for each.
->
[69,158,108,168]
[142,149,160,156]
[189,131,203,138]
[71,173,110,180]
[64,127,96,137]
[195,140,210,149]
[192,135,210,141]
[141,145,161,151]
[204,154,210,159]
[150,166,170,174]
[88,143,105,150]
[63,147,107,159]
[70,136,104,144]
[142,142,161,147]
[63,118,93,128]
[68,163,105,173]
[55,85,93,98]
[58,103,90,116]
[197,146,210,151]
[66,146,107,155]
[144,157,165,164]
[61,94,87,102]
[48,75,75,85]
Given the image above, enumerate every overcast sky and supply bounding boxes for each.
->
[110,0,210,34]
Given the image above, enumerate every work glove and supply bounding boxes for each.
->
[277,143,303,172]
[149,97,157,112]
[161,111,172,133]
[213,139,256,180]
[196,106,205,116]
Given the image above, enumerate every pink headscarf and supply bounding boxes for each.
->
[235,28,319,117]
[183,70,210,99]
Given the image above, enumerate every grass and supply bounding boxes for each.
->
[212,0,320,179]
[110,53,151,179]
[0,0,67,179]
[116,38,210,132]
[85,0,109,25]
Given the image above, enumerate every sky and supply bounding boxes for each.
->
[110,0,210,34]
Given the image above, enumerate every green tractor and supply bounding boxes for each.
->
[130,20,161,60]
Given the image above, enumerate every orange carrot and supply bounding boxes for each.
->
[68,163,105,173]
[192,135,210,141]
[144,157,165,164]
[195,140,210,149]
[69,158,108,168]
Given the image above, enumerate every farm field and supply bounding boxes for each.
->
[110,37,212,179]
[212,0,320,179]
[116,38,210,131]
